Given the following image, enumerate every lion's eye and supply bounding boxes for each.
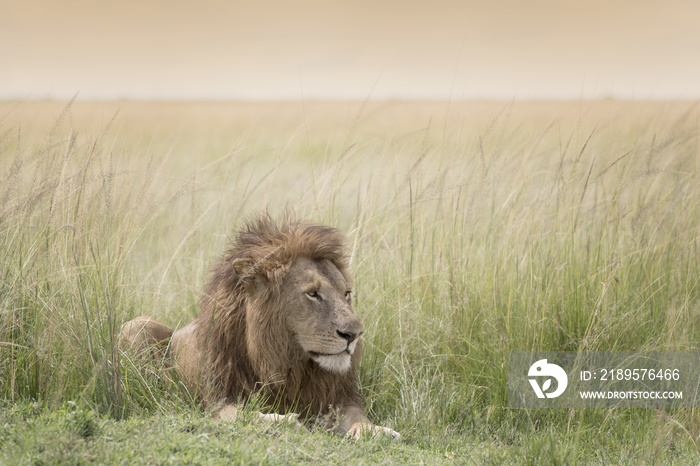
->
[345,291,352,301]
[306,290,320,300]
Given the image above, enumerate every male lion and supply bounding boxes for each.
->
[119,216,400,440]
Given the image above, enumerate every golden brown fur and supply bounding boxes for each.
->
[194,217,360,414]
[120,216,399,439]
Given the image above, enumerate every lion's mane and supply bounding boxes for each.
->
[194,216,363,416]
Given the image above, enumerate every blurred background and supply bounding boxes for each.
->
[2,0,700,101]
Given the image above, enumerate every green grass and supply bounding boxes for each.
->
[1,99,699,463]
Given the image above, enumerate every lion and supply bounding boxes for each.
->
[119,216,400,440]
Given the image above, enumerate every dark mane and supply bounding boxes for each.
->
[193,216,360,416]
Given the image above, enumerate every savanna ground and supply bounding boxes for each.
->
[1,99,699,464]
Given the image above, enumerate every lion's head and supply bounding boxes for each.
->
[194,216,364,413]
[277,256,362,374]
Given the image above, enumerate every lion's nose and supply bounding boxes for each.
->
[336,329,362,343]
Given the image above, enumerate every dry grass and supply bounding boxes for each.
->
[1,99,699,463]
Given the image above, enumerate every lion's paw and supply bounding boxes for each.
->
[347,422,401,441]
[258,412,305,431]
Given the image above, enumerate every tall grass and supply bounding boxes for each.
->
[1,99,699,459]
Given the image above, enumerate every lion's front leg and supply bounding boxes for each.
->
[213,404,238,421]
[258,412,304,430]
[214,404,303,430]
[340,405,401,441]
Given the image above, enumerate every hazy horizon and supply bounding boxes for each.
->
[3,0,700,101]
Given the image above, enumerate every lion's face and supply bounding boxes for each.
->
[281,257,362,374]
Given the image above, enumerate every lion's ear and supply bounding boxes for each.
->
[232,257,253,276]
[232,258,256,293]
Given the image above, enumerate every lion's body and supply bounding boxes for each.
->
[120,217,399,439]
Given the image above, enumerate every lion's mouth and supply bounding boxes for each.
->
[308,349,350,358]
